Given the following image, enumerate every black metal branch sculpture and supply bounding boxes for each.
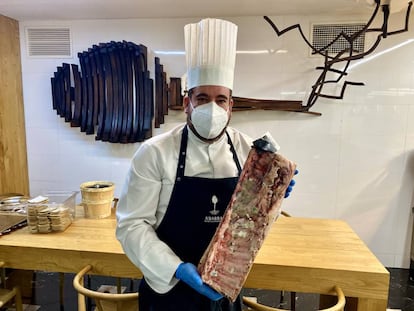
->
[264,0,412,114]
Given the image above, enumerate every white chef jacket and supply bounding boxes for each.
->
[116,124,253,294]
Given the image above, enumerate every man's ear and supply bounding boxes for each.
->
[183,96,190,114]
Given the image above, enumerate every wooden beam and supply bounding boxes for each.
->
[0,15,29,195]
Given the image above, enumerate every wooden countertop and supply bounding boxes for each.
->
[0,208,389,310]
[246,217,389,303]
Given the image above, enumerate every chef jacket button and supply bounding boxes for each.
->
[179,165,184,169]
[181,151,185,155]
[177,177,181,181]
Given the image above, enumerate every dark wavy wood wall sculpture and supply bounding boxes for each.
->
[51,41,171,143]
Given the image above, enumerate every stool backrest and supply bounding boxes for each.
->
[73,264,139,311]
[0,261,23,311]
[242,285,345,311]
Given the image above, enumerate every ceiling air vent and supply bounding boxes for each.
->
[311,23,366,56]
[26,27,72,57]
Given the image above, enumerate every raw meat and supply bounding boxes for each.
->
[198,134,297,301]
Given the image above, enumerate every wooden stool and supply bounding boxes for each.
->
[243,286,345,311]
[0,261,23,311]
[73,264,139,311]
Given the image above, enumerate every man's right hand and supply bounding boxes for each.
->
[175,262,223,301]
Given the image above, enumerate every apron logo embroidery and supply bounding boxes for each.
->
[209,195,220,215]
[204,215,222,223]
[204,195,222,223]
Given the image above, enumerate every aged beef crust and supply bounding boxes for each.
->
[198,143,296,301]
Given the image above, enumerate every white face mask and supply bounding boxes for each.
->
[189,101,229,139]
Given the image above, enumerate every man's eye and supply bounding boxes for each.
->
[197,98,208,104]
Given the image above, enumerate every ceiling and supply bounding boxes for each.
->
[0,0,376,21]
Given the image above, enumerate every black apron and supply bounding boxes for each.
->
[139,126,243,311]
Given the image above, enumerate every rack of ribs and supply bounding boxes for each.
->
[198,134,297,301]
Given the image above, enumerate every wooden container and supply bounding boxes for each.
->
[80,181,115,218]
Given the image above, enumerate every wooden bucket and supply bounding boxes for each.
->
[80,181,115,218]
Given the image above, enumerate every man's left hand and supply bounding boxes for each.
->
[284,169,298,198]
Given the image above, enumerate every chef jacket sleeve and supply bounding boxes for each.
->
[116,142,182,293]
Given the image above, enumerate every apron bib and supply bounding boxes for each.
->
[139,126,243,311]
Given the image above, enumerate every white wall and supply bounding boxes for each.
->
[19,12,414,268]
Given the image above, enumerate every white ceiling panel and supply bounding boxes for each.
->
[0,0,377,21]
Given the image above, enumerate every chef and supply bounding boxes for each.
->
[116,18,295,311]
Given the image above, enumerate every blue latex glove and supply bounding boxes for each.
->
[175,262,223,301]
[284,169,298,198]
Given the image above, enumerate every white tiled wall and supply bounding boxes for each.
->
[19,12,414,268]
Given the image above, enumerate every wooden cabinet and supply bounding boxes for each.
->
[0,15,29,195]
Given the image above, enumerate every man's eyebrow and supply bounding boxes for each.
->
[195,93,209,98]
[216,94,228,100]
[195,93,208,98]
[195,93,228,100]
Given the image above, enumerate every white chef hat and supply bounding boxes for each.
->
[184,18,238,90]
